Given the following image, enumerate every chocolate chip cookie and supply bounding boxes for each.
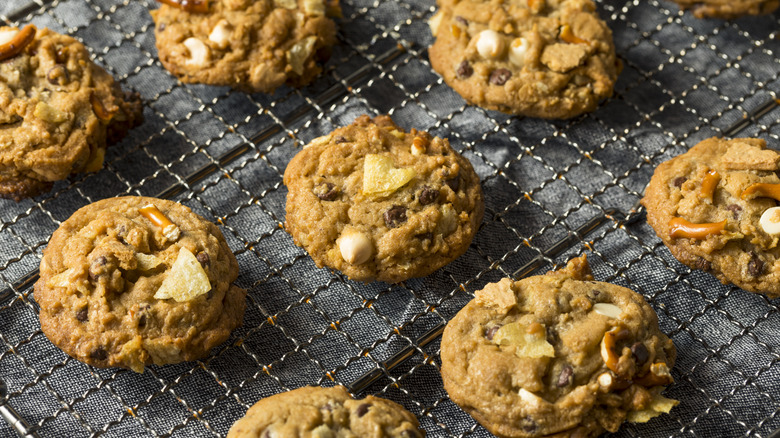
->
[0,25,143,201]
[283,115,484,283]
[672,0,779,19]
[428,0,620,119]
[228,386,424,437]
[441,256,677,437]
[641,137,780,298]
[151,0,340,93]
[35,196,246,372]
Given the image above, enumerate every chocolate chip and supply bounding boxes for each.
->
[46,64,69,86]
[630,342,649,366]
[673,176,687,188]
[416,232,433,241]
[334,135,349,143]
[694,257,711,272]
[726,204,742,219]
[587,289,601,300]
[138,314,147,328]
[313,182,339,201]
[384,205,407,228]
[748,253,764,277]
[456,60,473,79]
[419,186,439,205]
[557,364,573,387]
[520,417,537,433]
[55,46,68,64]
[158,22,166,31]
[454,16,468,26]
[89,256,108,281]
[76,308,88,322]
[445,177,460,192]
[484,325,499,341]
[356,403,370,417]
[489,68,512,85]
[90,348,108,361]
[196,251,210,267]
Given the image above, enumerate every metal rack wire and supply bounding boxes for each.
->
[0,0,779,436]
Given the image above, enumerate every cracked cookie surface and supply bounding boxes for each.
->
[283,115,484,283]
[441,256,677,438]
[428,0,619,119]
[0,26,143,201]
[671,0,779,19]
[35,196,246,372]
[642,137,780,298]
[151,0,339,92]
[228,386,424,437]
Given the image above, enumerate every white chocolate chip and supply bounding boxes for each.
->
[338,230,373,264]
[163,224,181,242]
[517,388,544,408]
[411,140,426,156]
[208,19,233,49]
[183,37,211,67]
[429,12,444,37]
[509,37,529,66]
[593,302,622,319]
[476,30,505,59]
[0,29,18,46]
[760,207,780,235]
[598,372,613,389]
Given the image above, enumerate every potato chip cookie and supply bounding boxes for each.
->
[672,0,779,19]
[283,115,484,283]
[642,137,780,298]
[0,26,143,201]
[151,0,340,92]
[35,196,246,372]
[228,386,424,437]
[440,256,677,437]
[428,0,620,119]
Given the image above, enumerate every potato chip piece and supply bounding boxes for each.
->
[627,394,679,423]
[493,322,555,358]
[287,36,317,75]
[154,247,211,302]
[136,253,162,271]
[363,154,416,196]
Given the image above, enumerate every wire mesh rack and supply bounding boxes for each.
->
[0,0,779,436]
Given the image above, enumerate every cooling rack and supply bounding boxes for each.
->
[1,0,779,436]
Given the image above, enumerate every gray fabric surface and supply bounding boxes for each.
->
[0,0,779,436]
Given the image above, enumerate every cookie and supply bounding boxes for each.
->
[641,137,780,297]
[283,115,484,283]
[440,256,677,438]
[35,196,246,372]
[0,25,143,201]
[671,0,779,19]
[228,386,424,437]
[428,0,620,119]
[151,0,340,93]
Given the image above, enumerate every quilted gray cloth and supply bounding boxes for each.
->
[0,0,779,436]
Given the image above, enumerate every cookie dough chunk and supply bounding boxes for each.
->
[672,0,779,19]
[641,137,780,297]
[0,26,143,201]
[228,386,424,437]
[151,0,340,92]
[441,256,677,437]
[428,0,620,119]
[283,115,484,283]
[35,196,246,372]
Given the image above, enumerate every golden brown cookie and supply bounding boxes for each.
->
[428,0,620,119]
[0,25,143,201]
[672,0,779,19]
[151,0,340,92]
[35,196,246,372]
[283,115,484,283]
[228,386,424,437]
[641,137,780,298]
[441,256,677,437]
